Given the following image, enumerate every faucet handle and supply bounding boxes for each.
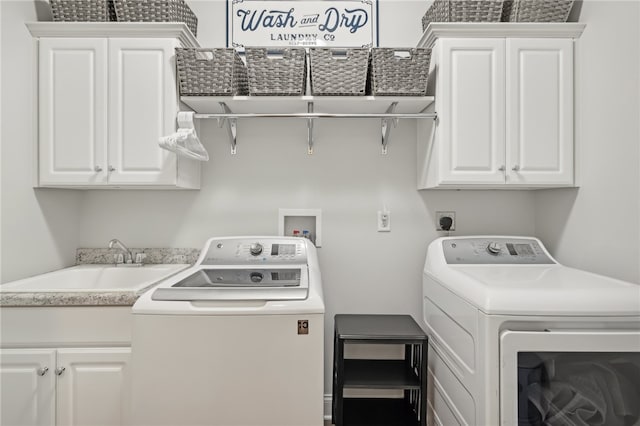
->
[114,253,124,264]
[134,253,147,264]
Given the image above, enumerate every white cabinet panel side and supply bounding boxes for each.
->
[38,38,108,186]
[108,38,178,185]
[0,349,56,426]
[439,39,506,185]
[506,38,574,185]
[56,347,131,426]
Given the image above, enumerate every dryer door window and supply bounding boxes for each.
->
[500,330,640,426]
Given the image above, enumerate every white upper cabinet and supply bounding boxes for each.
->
[107,38,179,186]
[418,24,584,189]
[438,38,506,185]
[506,38,574,186]
[28,23,201,189]
[38,38,109,186]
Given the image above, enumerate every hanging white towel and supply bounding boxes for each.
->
[159,111,209,161]
[159,128,209,161]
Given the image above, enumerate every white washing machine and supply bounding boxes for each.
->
[131,236,324,426]
[422,236,640,426]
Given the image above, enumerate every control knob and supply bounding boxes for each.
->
[487,242,501,255]
[249,243,263,256]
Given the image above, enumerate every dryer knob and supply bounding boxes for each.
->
[487,242,501,255]
[249,243,263,256]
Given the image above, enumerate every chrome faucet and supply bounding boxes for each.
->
[108,239,133,264]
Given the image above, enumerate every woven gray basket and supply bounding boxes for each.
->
[421,3,437,32]
[422,0,504,31]
[176,48,248,96]
[108,0,117,21]
[502,0,574,22]
[246,48,307,96]
[309,49,370,96]
[113,0,198,36]
[50,0,113,21]
[371,48,431,96]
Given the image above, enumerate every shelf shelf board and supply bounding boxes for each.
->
[343,398,420,426]
[343,360,421,389]
[181,95,434,115]
[418,22,586,48]
[26,22,199,48]
[336,314,429,341]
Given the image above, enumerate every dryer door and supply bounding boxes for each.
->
[500,329,640,426]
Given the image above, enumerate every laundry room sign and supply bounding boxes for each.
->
[227,0,379,48]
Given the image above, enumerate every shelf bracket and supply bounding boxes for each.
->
[419,105,439,123]
[307,102,314,155]
[381,102,399,155]
[217,102,237,154]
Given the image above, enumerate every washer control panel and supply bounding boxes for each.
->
[201,238,307,265]
[443,238,555,264]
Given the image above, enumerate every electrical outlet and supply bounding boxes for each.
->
[436,211,456,231]
[377,210,391,232]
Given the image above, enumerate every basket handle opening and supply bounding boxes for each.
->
[195,50,215,61]
[392,50,413,59]
[265,49,287,59]
[330,50,350,60]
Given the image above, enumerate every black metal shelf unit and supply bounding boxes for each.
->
[332,314,428,426]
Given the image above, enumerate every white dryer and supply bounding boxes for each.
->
[131,236,324,426]
[422,236,640,426]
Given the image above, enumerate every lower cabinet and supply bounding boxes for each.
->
[1,347,130,426]
[0,349,55,426]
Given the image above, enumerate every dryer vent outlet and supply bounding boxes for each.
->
[436,211,456,231]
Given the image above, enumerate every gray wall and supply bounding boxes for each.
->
[534,0,640,284]
[75,2,537,393]
[1,1,81,283]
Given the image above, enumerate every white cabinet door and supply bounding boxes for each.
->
[39,38,108,186]
[107,38,178,185]
[506,39,574,185]
[438,39,506,185]
[0,349,56,426]
[56,347,131,426]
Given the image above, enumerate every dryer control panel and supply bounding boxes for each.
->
[200,237,308,265]
[443,238,555,264]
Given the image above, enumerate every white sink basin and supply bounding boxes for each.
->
[0,264,190,292]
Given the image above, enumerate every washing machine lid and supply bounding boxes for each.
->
[169,268,301,288]
[425,236,640,316]
[151,266,309,301]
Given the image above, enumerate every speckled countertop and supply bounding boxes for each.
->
[0,289,151,307]
[76,247,199,266]
[0,248,198,307]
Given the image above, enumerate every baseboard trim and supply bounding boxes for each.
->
[324,394,332,421]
